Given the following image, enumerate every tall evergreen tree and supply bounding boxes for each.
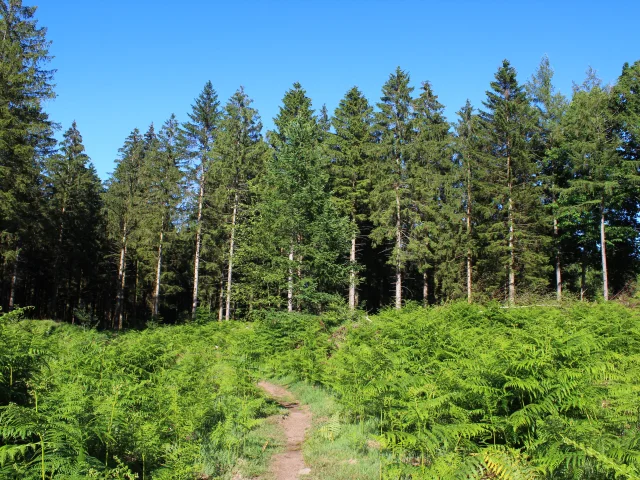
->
[330,86,375,310]
[181,81,221,319]
[213,87,265,320]
[561,71,622,301]
[138,115,185,318]
[104,129,144,329]
[478,60,545,304]
[454,100,483,303]
[371,67,415,309]
[44,121,103,321]
[0,0,55,310]
[527,56,569,301]
[408,81,452,304]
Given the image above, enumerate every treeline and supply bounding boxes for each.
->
[2,2,640,327]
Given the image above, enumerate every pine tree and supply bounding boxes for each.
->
[212,88,265,320]
[371,67,415,309]
[561,71,621,301]
[181,81,221,319]
[104,129,144,329]
[44,121,103,321]
[527,56,568,301]
[454,100,482,303]
[238,84,350,313]
[478,60,545,304]
[408,81,453,305]
[138,115,185,318]
[0,0,55,310]
[330,86,375,310]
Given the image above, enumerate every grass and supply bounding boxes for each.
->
[274,377,383,480]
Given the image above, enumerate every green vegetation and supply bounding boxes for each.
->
[3,301,640,478]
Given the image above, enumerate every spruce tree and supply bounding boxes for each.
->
[0,0,55,310]
[561,71,621,301]
[104,129,144,329]
[408,81,452,304]
[181,81,221,319]
[238,84,350,312]
[371,67,415,309]
[454,100,483,303]
[478,60,545,304]
[527,56,569,301]
[330,86,375,310]
[213,88,266,320]
[138,116,185,318]
[44,122,103,321]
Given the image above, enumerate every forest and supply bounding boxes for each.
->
[1,3,639,323]
[2,1,640,479]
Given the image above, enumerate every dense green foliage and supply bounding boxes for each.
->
[251,303,640,479]
[0,308,275,479]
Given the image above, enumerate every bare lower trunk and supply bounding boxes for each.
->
[8,248,19,309]
[580,253,587,301]
[423,271,428,307]
[348,232,356,311]
[395,187,402,310]
[191,180,205,320]
[601,201,609,301]
[225,194,238,321]
[288,243,294,312]
[218,276,224,321]
[116,237,127,331]
[153,231,163,317]
[554,216,562,302]
[507,154,515,305]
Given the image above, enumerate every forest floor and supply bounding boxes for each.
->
[258,381,313,480]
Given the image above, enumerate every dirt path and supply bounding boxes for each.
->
[258,381,312,480]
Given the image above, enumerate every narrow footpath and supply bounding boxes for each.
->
[258,381,312,480]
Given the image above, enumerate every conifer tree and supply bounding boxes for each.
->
[478,60,544,304]
[238,84,349,313]
[454,100,482,303]
[0,0,55,310]
[330,87,375,310]
[44,121,103,320]
[105,129,144,329]
[408,81,452,304]
[181,81,221,319]
[138,116,184,318]
[561,71,621,301]
[371,67,415,309]
[213,88,265,320]
[527,56,569,301]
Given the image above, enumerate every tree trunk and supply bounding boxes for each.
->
[466,165,472,304]
[423,271,428,307]
[152,230,163,317]
[191,178,205,320]
[116,232,127,330]
[507,153,515,305]
[218,275,224,321]
[600,199,609,301]
[554,216,562,302]
[8,247,19,309]
[349,230,356,311]
[395,186,402,310]
[288,243,294,312]
[580,252,587,302]
[225,193,238,321]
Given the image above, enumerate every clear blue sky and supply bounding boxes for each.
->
[36,0,640,180]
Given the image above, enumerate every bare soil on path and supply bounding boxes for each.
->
[258,381,312,480]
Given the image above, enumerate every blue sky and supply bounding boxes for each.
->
[37,0,640,180]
